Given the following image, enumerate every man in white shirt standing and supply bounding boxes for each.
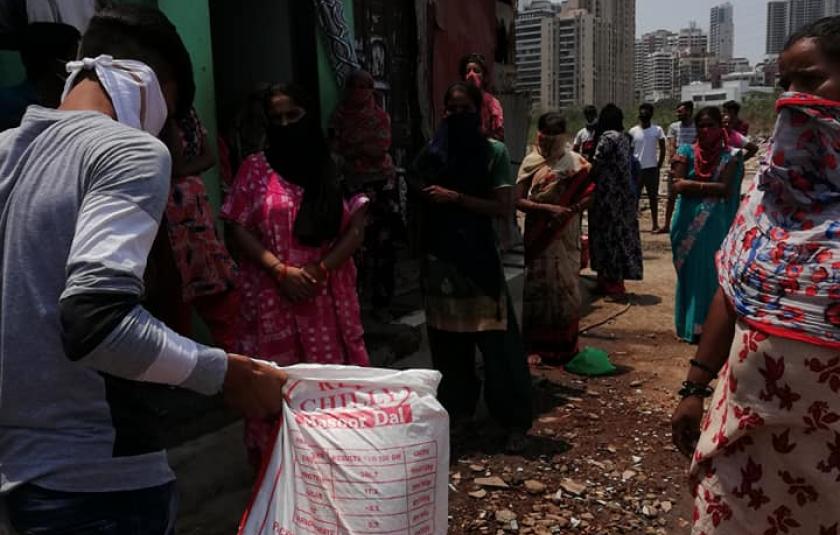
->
[659,101,697,233]
[629,103,666,232]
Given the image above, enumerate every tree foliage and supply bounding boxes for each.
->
[527,89,780,143]
[740,90,783,137]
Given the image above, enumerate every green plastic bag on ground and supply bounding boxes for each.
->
[564,346,616,376]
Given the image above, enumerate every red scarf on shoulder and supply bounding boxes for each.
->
[693,126,727,181]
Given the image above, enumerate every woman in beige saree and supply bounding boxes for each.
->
[516,113,594,366]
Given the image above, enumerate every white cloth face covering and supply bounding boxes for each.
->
[61,54,169,136]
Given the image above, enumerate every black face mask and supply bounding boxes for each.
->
[445,112,483,153]
[264,118,343,246]
[426,111,489,195]
[447,111,481,136]
[265,120,322,185]
[266,122,298,145]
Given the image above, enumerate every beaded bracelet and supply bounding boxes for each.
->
[679,381,714,399]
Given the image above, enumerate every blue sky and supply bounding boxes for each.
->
[636,0,769,64]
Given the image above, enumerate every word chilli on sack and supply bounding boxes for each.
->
[239,365,450,535]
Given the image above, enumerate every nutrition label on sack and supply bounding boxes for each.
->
[291,431,439,535]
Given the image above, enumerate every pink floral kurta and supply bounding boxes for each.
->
[222,153,369,465]
[221,152,369,367]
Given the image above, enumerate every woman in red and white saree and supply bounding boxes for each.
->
[671,18,840,532]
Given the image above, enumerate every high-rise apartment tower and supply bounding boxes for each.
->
[710,2,735,59]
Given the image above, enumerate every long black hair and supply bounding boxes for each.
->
[595,103,624,140]
[264,83,343,246]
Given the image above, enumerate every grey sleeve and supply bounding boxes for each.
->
[59,134,227,396]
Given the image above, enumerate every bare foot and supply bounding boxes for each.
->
[527,354,543,368]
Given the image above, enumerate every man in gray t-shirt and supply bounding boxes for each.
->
[666,101,698,151]
[667,118,698,147]
[0,6,285,533]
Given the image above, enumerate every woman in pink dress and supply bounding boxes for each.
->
[221,84,369,467]
[159,108,240,352]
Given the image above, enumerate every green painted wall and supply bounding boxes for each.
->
[0,51,24,85]
[158,0,222,212]
[317,0,355,128]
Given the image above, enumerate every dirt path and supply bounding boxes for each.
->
[447,225,698,534]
